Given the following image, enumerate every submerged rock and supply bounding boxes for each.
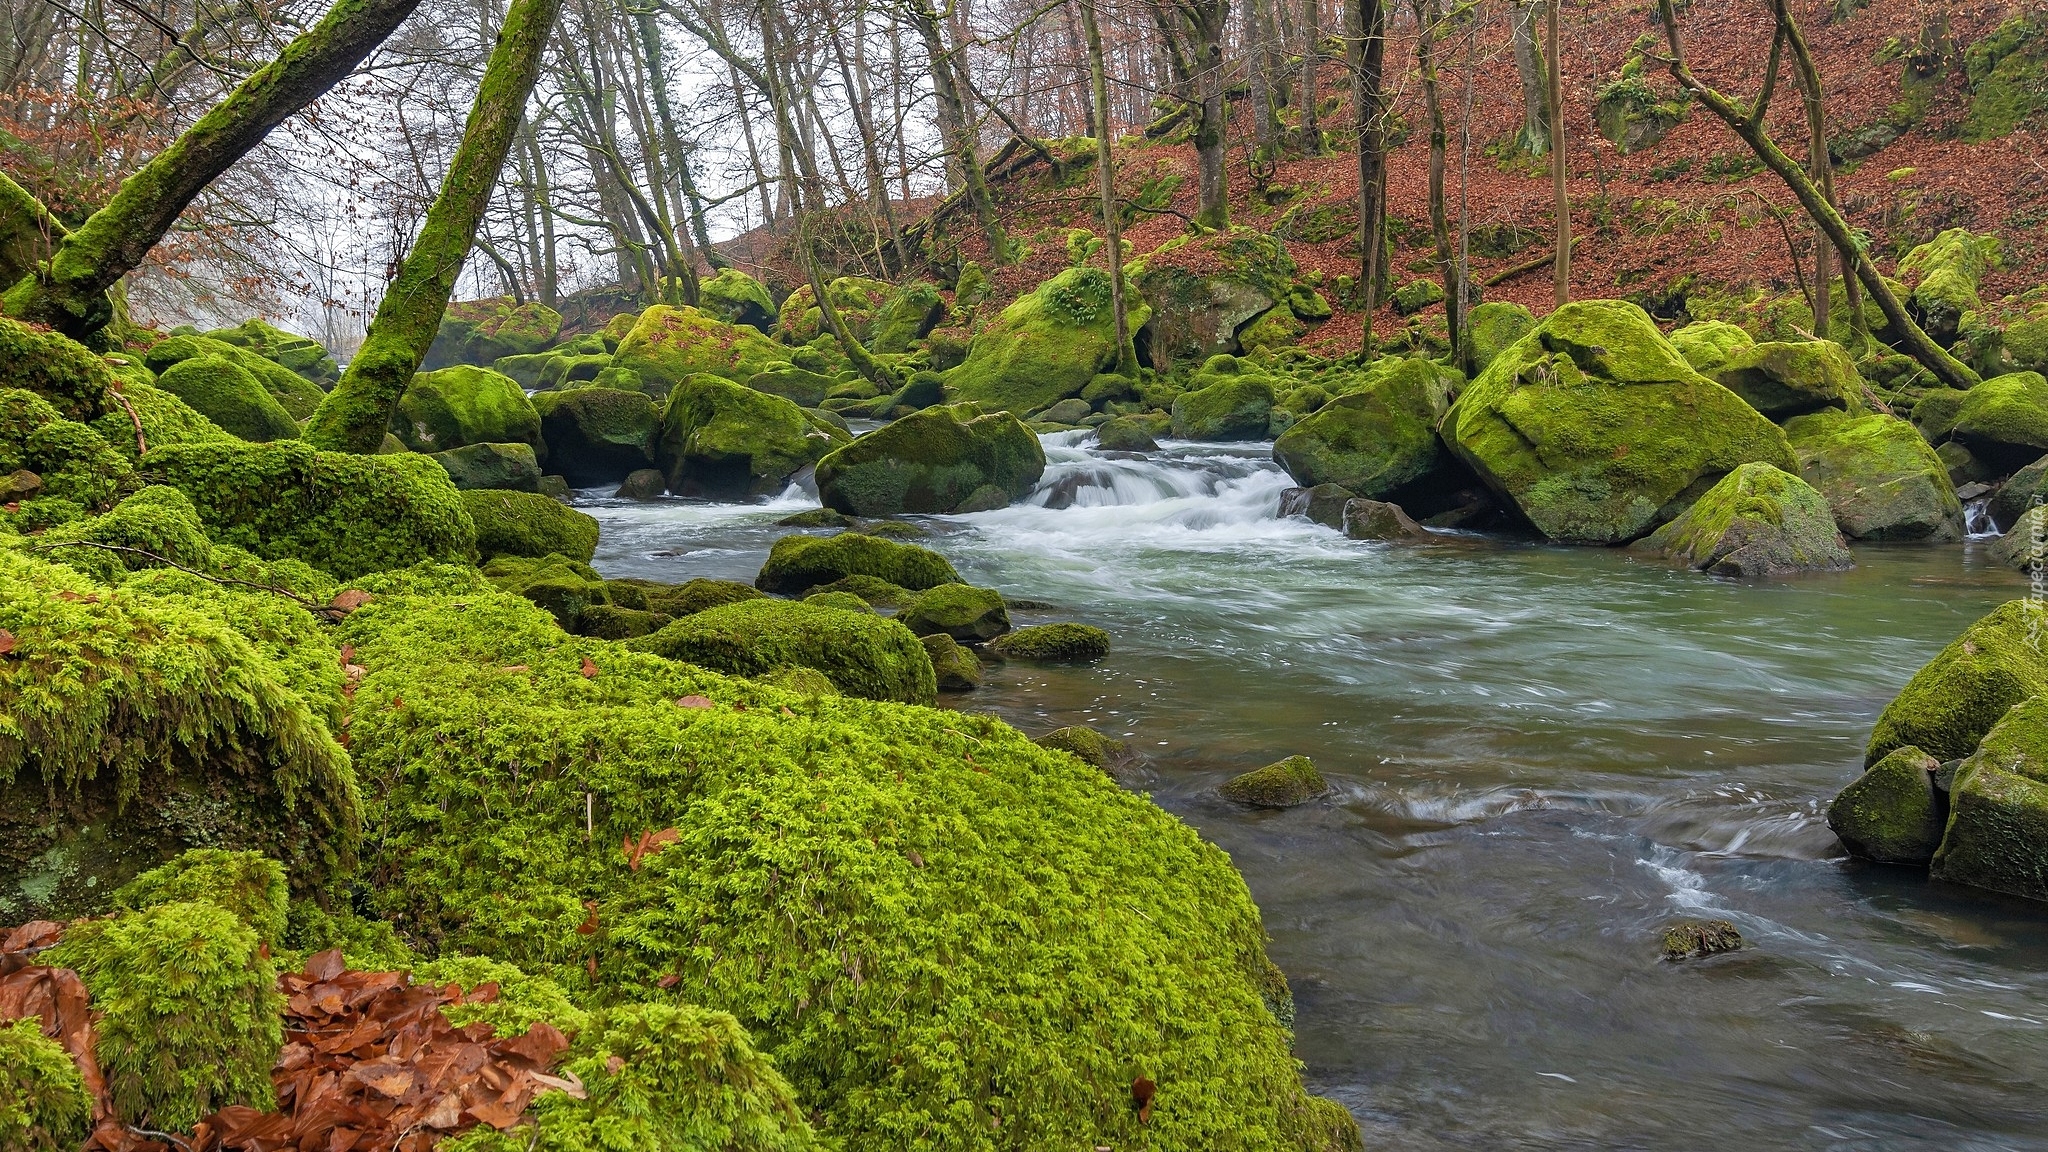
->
[988,622,1111,663]
[1219,755,1329,808]
[1632,462,1852,577]
[1660,919,1743,961]
[1829,746,1946,866]
[755,531,960,595]
[1035,725,1133,775]
[814,403,1044,516]
[1783,410,1963,541]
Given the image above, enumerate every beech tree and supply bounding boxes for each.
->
[1079,0,1136,375]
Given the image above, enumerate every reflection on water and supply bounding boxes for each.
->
[583,432,2047,1149]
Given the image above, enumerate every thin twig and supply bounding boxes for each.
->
[107,384,146,456]
[28,541,332,614]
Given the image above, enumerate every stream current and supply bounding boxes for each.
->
[581,431,2047,1150]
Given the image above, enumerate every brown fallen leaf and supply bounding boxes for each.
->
[0,628,15,656]
[580,656,599,679]
[675,695,714,709]
[575,903,601,935]
[329,589,374,614]
[1133,1076,1156,1124]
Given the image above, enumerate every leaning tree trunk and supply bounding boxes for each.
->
[0,170,64,290]
[3,0,429,340]
[305,0,567,453]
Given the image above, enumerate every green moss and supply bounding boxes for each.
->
[1095,416,1159,452]
[659,374,847,498]
[1391,279,1445,316]
[1131,229,1293,371]
[1827,746,1944,866]
[1930,694,2048,900]
[1035,725,1129,773]
[280,900,418,971]
[144,334,326,420]
[429,441,542,491]
[1445,300,1798,544]
[809,573,915,608]
[1273,358,1457,500]
[390,364,542,454]
[1947,372,2048,470]
[1219,755,1329,807]
[154,355,299,442]
[948,267,1151,414]
[614,305,789,396]
[464,489,598,563]
[411,954,592,1038]
[427,297,564,367]
[1659,919,1742,960]
[755,531,960,595]
[868,281,945,354]
[92,379,231,458]
[532,387,658,487]
[919,632,982,692]
[0,1018,92,1152]
[775,276,892,343]
[1709,340,1861,419]
[628,598,937,704]
[480,553,608,628]
[1171,363,1277,441]
[38,485,213,584]
[988,622,1111,662]
[1634,461,1851,577]
[898,582,1009,643]
[815,403,1045,516]
[202,318,338,385]
[1669,320,1755,378]
[0,315,111,421]
[611,576,762,617]
[699,268,778,332]
[1782,410,1962,541]
[1463,302,1537,374]
[147,439,475,578]
[801,590,872,613]
[111,847,288,943]
[1897,229,2000,343]
[1867,600,2048,765]
[1961,14,2047,140]
[750,664,840,697]
[47,902,283,1129]
[536,353,611,391]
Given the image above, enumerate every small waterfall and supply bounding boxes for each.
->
[1963,495,1999,538]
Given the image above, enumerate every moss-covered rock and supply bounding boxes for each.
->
[746,366,835,409]
[1865,600,2048,765]
[0,390,133,512]
[815,403,1044,516]
[464,489,599,563]
[534,387,658,487]
[37,485,213,583]
[153,355,299,442]
[1464,302,1536,375]
[202,318,338,385]
[898,582,1010,643]
[1171,357,1277,441]
[658,373,849,498]
[1710,339,1863,419]
[1897,229,1999,345]
[92,379,231,459]
[1962,12,2048,140]
[482,553,610,628]
[869,281,946,354]
[390,364,543,455]
[1669,320,1755,378]
[614,305,789,396]
[535,352,612,391]
[754,531,959,595]
[111,847,289,944]
[0,315,112,421]
[0,1017,92,1152]
[1095,416,1159,452]
[1632,462,1851,576]
[1342,497,1431,541]
[47,901,283,1129]
[1132,228,1293,371]
[613,576,764,618]
[1594,75,1689,152]
[775,276,892,344]
[628,597,937,704]
[1827,745,1945,866]
[1391,279,1445,316]
[147,439,474,578]
[139,335,325,422]
[1273,358,1462,505]
[948,267,1152,414]
[809,573,917,608]
[988,621,1110,662]
[919,631,983,692]
[696,268,779,333]
[1219,755,1329,808]
[1947,371,2048,471]
[1034,725,1130,774]
[1659,919,1742,961]
[1929,694,2048,901]
[1445,300,1798,544]
[424,296,564,368]
[430,441,543,491]
[1782,409,1963,541]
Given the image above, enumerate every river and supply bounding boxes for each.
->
[582,431,2046,1150]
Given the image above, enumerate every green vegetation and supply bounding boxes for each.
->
[1633,462,1852,577]
[0,1018,92,1152]
[628,597,938,703]
[465,488,600,561]
[948,267,1151,413]
[754,531,960,595]
[155,355,301,441]
[613,305,789,394]
[989,622,1112,662]
[390,364,543,453]
[1865,600,2048,765]
[658,373,846,497]
[815,403,1044,515]
[1219,755,1330,807]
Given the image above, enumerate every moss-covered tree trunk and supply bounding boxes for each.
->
[1190,2,1231,230]
[304,0,566,453]
[1,0,428,341]
[1348,0,1388,350]
[1080,0,1137,376]
[1296,0,1322,153]
[1546,0,1569,307]
[0,170,66,291]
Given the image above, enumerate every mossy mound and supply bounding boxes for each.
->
[610,576,764,617]
[659,374,848,498]
[430,441,543,492]
[202,318,338,385]
[142,333,327,419]
[464,489,600,563]
[338,587,1350,1149]
[0,315,112,421]
[775,276,892,343]
[1095,416,1159,452]
[1633,462,1851,577]
[1709,340,1862,419]
[483,553,610,628]
[1991,453,2048,530]
[614,306,789,395]
[1865,600,2048,765]
[1273,358,1462,504]
[1962,12,2048,140]
[92,379,232,459]
[146,439,475,578]
[48,901,283,1129]
[745,366,835,409]
[755,531,960,595]
[1170,358,1277,441]
[947,267,1152,414]
[37,485,213,583]
[111,847,289,945]
[0,550,356,921]
[1783,409,1962,541]
[815,403,1045,516]
[1931,695,2048,902]
[1897,228,1999,344]
[698,268,778,332]
[1464,302,1536,374]
[152,356,301,442]
[1219,755,1329,808]
[801,590,873,613]
[868,281,946,353]
[533,387,658,487]
[1035,725,1130,774]
[391,365,543,455]
[989,622,1111,662]
[1947,371,2048,472]
[920,632,982,691]
[1132,228,1293,371]
[1827,746,1945,866]
[0,388,134,512]
[628,597,938,704]
[898,582,1010,642]
[1668,320,1755,378]
[0,1017,92,1152]
[1391,279,1444,316]
[424,296,564,368]
[809,573,917,608]
[1444,300,1798,544]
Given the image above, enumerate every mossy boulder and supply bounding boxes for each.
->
[1342,497,1431,541]
[1632,462,1851,577]
[948,267,1152,414]
[144,334,326,420]
[614,305,790,396]
[920,632,983,692]
[1783,409,1963,541]
[482,553,610,627]
[1132,228,1294,371]
[1444,300,1798,544]
[1464,301,1537,374]
[1897,229,1999,345]
[775,276,892,343]
[697,268,778,332]
[746,366,836,409]
[1170,357,1277,440]
[147,439,474,578]
[1962,12,2048,140]
[1035,725,1131,774]
[754,531,960,595]
[1930,695,2048,901]
[1391,279,1444,316]
[1947,371,2048,472]
[869,281,946,353]
[1594,77,1689,151]
[988,622,1110,662]
[1828,746,1946,866]
[0,389,134,511]
[1095,416,1160,452]
[0,1017,92,1151]
[534,387,658,487]
[1219,755,1329,808]
[815,403,1045,516]
[154,356,300,442]
[629,597,937,704]
[1709,339,1863,419]
[390,364,543,455]
[1865,600,2048,765]
[535,352,612,391]
[898,582,1010,643]
[429,441,543,492]
[658,373,849,498]
[1273,358,1463,505]
[1669,320,1755,378]
[111,847,289,945]
[91,379,229,460]
[611,576,764,618]
[464,489,599,562]
[202,318,338,385]
[38,485,214,583]
[1991,453,2048,530]
[1659,919,1742,961]
[0,316,113,421]
[423,296,563,368]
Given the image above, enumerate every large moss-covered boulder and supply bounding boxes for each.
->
[629,597,937,704]
[147,439,474,578]
[1897,228,1999,345]
[1947,371,2048,471]
[534,387,658,487]
[1828,745,1946,866]
[1865,600,2048,765]
[1930,695,2048,901]
[0,315,113,421]
[1709,339,1862,419]
[746,365,835,409]
[0,388,134,513]
[1445,300,1798,544]
[755,531,960,595]
[1633,462,1851,576]
[1171,358,1277,441]
[464,488,599,562]
[155,355,300,442]
[614,305,790,397]
[202,317,339,385]
[144,333,326,419]
[776,276,892,343]
[948,267,1151,414]
[1782,410,1962,541]
[815,404,1044,515]
[697,268,778,332]
[423,296,563,368]
[482,552,609,627]
[1132,228,1294,371]
[0,550,356,922]
[658,373,849,498]
[1273,358,1463,505]
[429,441,542,492]
[1669,320,1755,378]
[390,364,543,455]
[898,582,1010,643]
[1464,301,1537,375]
[868,282,946,353]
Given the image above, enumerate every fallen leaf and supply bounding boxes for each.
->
[0,629,15,656]
[1133,1076,1156,1124]
[575,903,600,935]
[580,657,599,679]
[329,589,374,614]
[675,695,714,709]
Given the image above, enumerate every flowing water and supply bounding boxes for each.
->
[582,432,2048,1150]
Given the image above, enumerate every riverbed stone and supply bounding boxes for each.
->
[1171,358,1277,440]
[988,622,1111,662]
[948,267,1151,414]
[1660,920,1743,961]
[428,441,541,491]
[1947,372,2048,471]
[1710,339,1863,419]
[1095,416,1159,452]
[391,365,542,455]
[1219,755,1329,808]
[614,468,665,500]
[1342,498,1431,541]
[1279,483,1356,529]
[1633,462,1851,577]
[815,403,1044,516]
[1273,358,1462,505]
[534,387,658,487]
[1930,695,2048,902]
[1035,725,1133,775]
[1782,409,1963,541]
[658,373,849,498]
[1866,599,2048,765]
[1828,746,1947,866]
[755,531,961,595]
[898,583,1010,643]
[1989,454,2048,530]
[920,632,983,692]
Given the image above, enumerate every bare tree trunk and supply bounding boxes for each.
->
[1191,1,1230,228]
[1416,0,1459,361]
[1348,0,1387,349]
[1297,0,1321,151]
[1546,0,1568,307]
[833,0,909,269]
[904,0,1009,260]
[1079,0,1136,375]
[1456,0,1475,372]
[1507,0,1548,156]
[1244,0,1278,159]
[305,0,566,453]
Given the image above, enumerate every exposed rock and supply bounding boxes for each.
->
[948,267,1152,414]
[1342,498,1431,541]
[422,297,562,369]
[815,403,1044,515]
[1828,745,1946,866]
[987,622,1111,662]
[613,468,666,500]
[745,365,835,408]
[1660,920,1742,961]
[1947,371,2048,472]
[1035,725,1134,775]
[429,441,541,492]
[776,507,857,528]
[776,276,892,343]
[1782,409,1963,541]
[1931,696,2048,902]
[921,632,983,692]
[1132,228,1293,371]
[1633,462,1852,576]
[1390,279,1444,316]
[869,282,946,353]
[1865,600,2048,765]
[755,531,961,595]
[533,387,658,487]
[696,267,777,331]
[1897,228,1999,345]
[1219,755,1329,808]
[1273,358,1466,509]
[1990,453,2048,530]
[1094,416,1160,452]
[1278,483,1356,529]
